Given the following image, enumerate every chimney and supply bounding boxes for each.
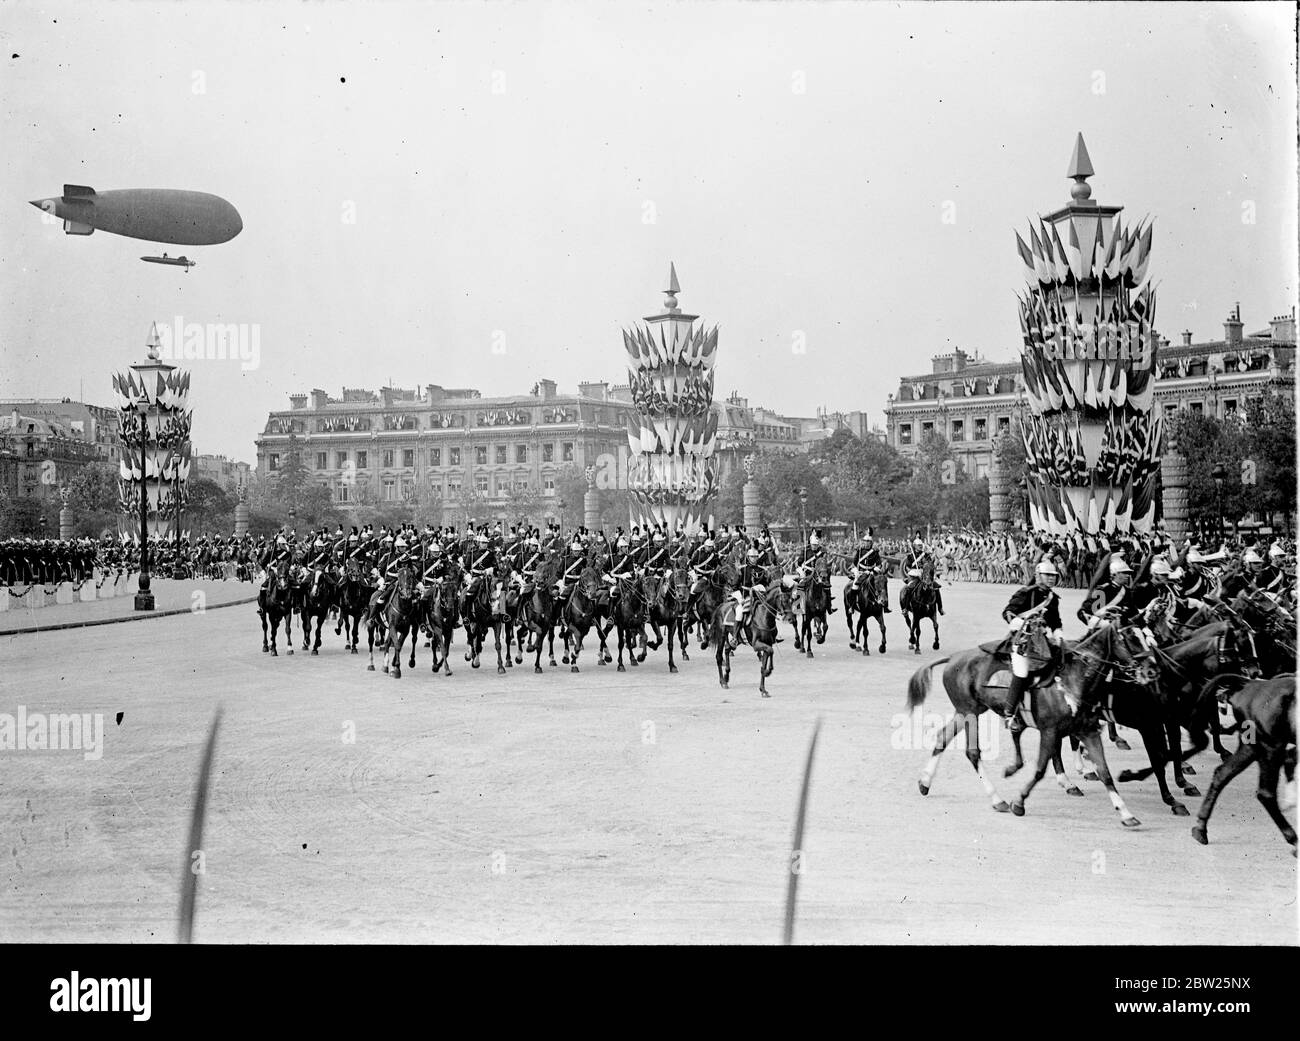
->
[538,379,557,401]
[380,387,394,407]
[289,393,307,410]
[426,384,445,403]
[1181,330,1193,347]
[1223,302,1243,346]
[1270,310,1296,345]
[310,389,329,409]
[578,381,608,400]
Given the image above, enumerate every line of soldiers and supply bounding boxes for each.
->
[994,537,1296,720]
[0,537,99,586]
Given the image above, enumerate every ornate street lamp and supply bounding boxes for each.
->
[1211,461,1227,540]
[557,497,567,530]
[796,485,808,544]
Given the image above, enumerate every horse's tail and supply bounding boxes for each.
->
[907,657,949,711]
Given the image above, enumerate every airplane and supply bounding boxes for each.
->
[30,185,241,245]
[141,253,196,272]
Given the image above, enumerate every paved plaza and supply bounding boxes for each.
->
[1,579,1293,944]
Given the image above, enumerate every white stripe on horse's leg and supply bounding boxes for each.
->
[974,760,1005,805]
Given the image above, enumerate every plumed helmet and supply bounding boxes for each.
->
[1109,557,1132,575]
[809,533,821,546]
[394,536,407,549]
[1035,559,1059,577]
[1150,558,1172,577]
[1186,549,1205,564]
[1243,549,1264,565]
[617,536,629,549]
[1269,543,1285,558]
[430,542,442,554]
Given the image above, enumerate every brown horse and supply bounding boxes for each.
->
[713,582,791,698]
[906,624,1143,826]
[1192,674,1296,850]
[844,568,887,656]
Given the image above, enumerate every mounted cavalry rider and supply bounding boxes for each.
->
[795,530,836,613]
[1179,547,1218,607]
[851,529,890,613]
[305,534,332,598]
[607,535,638,602]
[1080,555,1137,628]
[1255,544,1290,597]
[997,558,1065,722]
[901,536,942,616]
[1220,548,1262,600]
[689,534,720,603]
[559,534,588,595]
[727,544,772,646]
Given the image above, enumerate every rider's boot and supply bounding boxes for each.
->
[1004,672,1030,724]
[937,590,945,616]
[880,579,891,612]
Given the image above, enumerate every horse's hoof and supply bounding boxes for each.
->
[1117,769,1137,783]
[719,681,728,689]
[472,661,480,669]
[993,800,1011,813]
[366,664,374,671]
[918,781,929,796]
[681,652,689,661]
[1121,817,1141,828]
[311,649,318,656]
[392,670,401,680]
[1083,771,1099,782]
[570,666,579,674]
[913,647,920,655]
[1003,764,1019,778]
[1065,786,1084,797]
[287,649,293,655]
[863,648,870,656]
[617,664,625,672]
[270,649,278,657]
[262,646,269,653]
[1182,785,1200,798]
[351,648,358,655]
[1183,764,1197,776]
[879,644,886,654]
[534,666,543,674]
[464,653,471,662]
[760,690,770,699]
[1010,801,1025,816]
[1114,738,1131,751]
[515,657,523,665]
[669,664,678,673]
[1171,803,1190,817]
[498,666,506,675]
[1191,825,1208,845]
[382,665,389,674]
[561,656,570,665]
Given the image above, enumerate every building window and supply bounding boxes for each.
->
[475,446,488,465]
[562,442,574,462]
[316,452,327,470]
[475,475,489,493]
[1189,401,1203,416]
[515,444,528,464]
[336,451,348,468]
[1223,398,1237,416]
[899,424,912,446]
[337,483,350,503]
[401,478,414,501]
[447,480,461,497]
[495,476,510,496]
[495,445,507,465]
[403,449,414,468]
[357,450,368,469]
[429,479,443,500]
[976,462,989,480]
[921,422,934,436]
[382,449,394,468]
[543,443,554,462]
[449,447,460,466]
[951,420,964,442]
[269,453,279,471]
[974,418,987,441]
[997,416,1010,435]
[515,477,529,493]
[544,476,556,495]
[383,481,396,501]
[430,448,441,466]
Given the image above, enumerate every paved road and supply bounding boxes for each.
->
[1,580,1294,944]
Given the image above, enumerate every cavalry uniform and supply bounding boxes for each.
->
[900,542,942,616]
[852,537,890,612]
[984,560,1064,721]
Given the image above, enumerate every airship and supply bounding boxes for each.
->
[30,185,242,246]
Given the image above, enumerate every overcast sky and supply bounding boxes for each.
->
[1,1,1294,462]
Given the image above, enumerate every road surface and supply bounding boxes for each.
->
[1,579,1294,944]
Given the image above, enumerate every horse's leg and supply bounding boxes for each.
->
[678,616,690,661]
[1010,722,1063,816]
[441,626,453,676]
[958,712,1011,813]
[260,608,269,652]
[1135,719,1188,815]
[1107,719,1131,751]
[268,613,279,657]
[1255,747,1298,847]
[495,622,507,674]
[756,643,772,698]
[930,613,940,651]
[1191,740,1257,845]
[367,616,377,671]
[284,609,294,655]
[1003,717,1028,777]
[667,621,678,674]
[803,615,813,659]
[616,624,627,672]
[635,622,647,663]
[715,633,728,689]
[876,611,887,654]
[1078,729,1141,827]
[547,624,557,667]
[918,712,967,799]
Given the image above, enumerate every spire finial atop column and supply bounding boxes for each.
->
[663,262,681,314]
[1067,132,1095,203]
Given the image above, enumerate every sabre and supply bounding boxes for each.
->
[178,707,222,944]
[783,717,822,946]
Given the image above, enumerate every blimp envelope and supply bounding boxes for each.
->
[30,185,242,246]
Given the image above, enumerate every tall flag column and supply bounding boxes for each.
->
[621,264,719,534]
[111,323,193,539]
[1014,134,1162,534]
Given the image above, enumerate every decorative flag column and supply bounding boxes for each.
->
[621,264,719,534]
[112,323,192,608]
[1013,134,1162,534]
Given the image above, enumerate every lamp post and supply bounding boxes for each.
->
[1211,461,1226,542]
[557,497,567,530]
[796,486,808,544]
[172,464,185,579]
[134,399,153,610]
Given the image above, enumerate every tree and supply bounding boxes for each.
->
[66,462,121,536]
[553,464,589,529]
[1243,390,1296,529]
[711,463,746,526]
[994,424,1028,527]
[814,430,912,531]
[184,477,233,532]
[1168,410,1251,533]
[754,453,832,529]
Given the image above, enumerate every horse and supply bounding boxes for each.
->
[560,566,604,672]
[713,581,791,698]
[1003,620,1257,818]
[844,567,887,656]
[645,565,692,672]
[792,558,832,658]
[608,574,648,672]
[368,563,421,678]
[334,559,372,654]
[901,560,940,654]
[298,564,336,655]
[420,566,461,677]
[905,623,1143,826]
[256,559,295,656]
[518,559,561,672]
[459,569,495,670]
[690,564,729,651]
[485,563,520,675]
[1192,674,1296,850]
